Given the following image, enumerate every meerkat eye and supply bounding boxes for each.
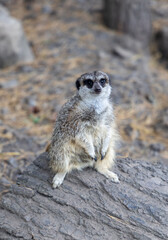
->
[84,79,93,88]
[99,78,106,87]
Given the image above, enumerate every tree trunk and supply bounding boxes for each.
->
[0,152,168,240]
[155,27,168,60]
[103,0,152,48]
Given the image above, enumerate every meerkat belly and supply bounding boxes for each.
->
[89,124,107,155]
[64,139,91,163]
[96,128,106,150]
[63,123,108,167]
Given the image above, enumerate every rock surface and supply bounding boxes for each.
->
[0,5,34,68]
[0,0,168,221]
[0,152,168,240]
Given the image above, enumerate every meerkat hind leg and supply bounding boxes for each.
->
[95,148,119,183]
[97,167,119,183]
[52,171,67,188]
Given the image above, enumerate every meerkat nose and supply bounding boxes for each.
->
[94,82,101,93]
[95,88,101,93]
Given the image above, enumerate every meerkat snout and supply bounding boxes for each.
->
[93,81,102,94]
[49,70,119,188]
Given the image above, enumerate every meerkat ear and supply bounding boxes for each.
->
[75,78,81,90]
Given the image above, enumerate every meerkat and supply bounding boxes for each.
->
[48,70,119,188]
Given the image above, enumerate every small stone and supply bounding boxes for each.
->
[149,143,165,152]
[0,79,18,89]
[24,97,37,107]
[0,177,11,185]
[145,94,155,103]
[41,4,53,14]
[24,215,31,222]
[9,157,18,168]
[0,107,9,115]
[2,129,8,134]
[112,46,134,59]
[124,124,133,137]
[17,65,34,73]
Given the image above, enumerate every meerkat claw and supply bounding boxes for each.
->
[93,156,97,161]
[101,154,105,160]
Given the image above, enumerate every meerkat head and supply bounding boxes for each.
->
[76,71,112,100]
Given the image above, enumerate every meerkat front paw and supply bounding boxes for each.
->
[52,172,66,188]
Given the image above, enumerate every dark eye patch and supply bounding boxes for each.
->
[83,79,93,88]
[99,78,106,87]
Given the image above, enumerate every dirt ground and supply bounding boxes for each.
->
[0,0,168,196]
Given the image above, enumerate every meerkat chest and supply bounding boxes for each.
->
[86,112,109,140]
[91,98,108,114]
[79,97,112,134]
[81,97,110,115]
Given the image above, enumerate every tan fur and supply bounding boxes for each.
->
[49,71,119,188]
[45,142,51,152]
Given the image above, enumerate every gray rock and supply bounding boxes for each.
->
[0,152,168,240]
[0,5,34,68]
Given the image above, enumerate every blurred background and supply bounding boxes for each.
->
[0,0,168,196]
